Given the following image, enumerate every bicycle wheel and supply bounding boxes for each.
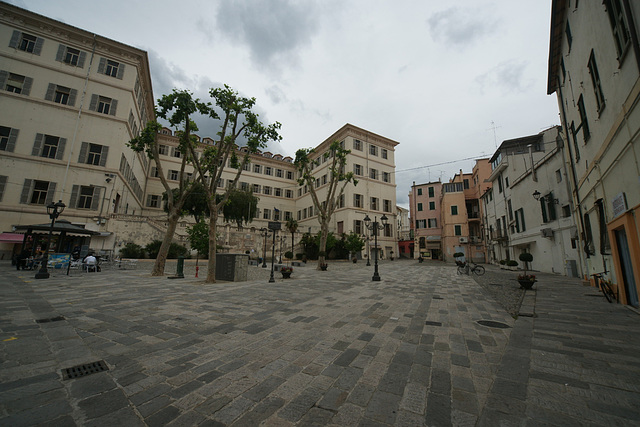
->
[457,265,465,275]
[473,265,485,276]
[601,282,614,303]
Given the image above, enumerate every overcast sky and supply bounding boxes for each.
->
[12,0,560,207]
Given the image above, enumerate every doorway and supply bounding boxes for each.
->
[615,228,638,307]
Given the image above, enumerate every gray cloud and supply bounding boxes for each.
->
[214,0,321,73]
[475,60,534,94]
[427,6,498,46]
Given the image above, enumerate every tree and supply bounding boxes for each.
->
[189,85,281,283]
[221,188,259,230]
[285,218,298,257]
[294,141,358,269]
[128,90,210,276]
[186,219,210,258]
[344,231,365,259]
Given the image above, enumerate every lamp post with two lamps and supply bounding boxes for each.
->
[35,200,66,279]
[260,228,269,268]
[364,214,388,281]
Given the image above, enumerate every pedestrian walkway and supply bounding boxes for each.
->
[0,259,638,426]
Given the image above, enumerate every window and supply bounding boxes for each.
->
[588,50,605,113]
[577,95,590,141]
[338,194,345,208]
[32,134,65,160]
[150,166,159,177]
[265,166,272,176]
[55,45,86,67]
[369,145,378,156]
[354,194,363,208]
[369,168,378,180]
[275,188,282,197]
[158,145,168,155]
[454,225,462,236]
[370,197,378,211]
[497,175,503,193]
[428,187,434,197]
[147,194,160,208]
[48,84,75,105]
[381,148,388,159]
[0,176,6,202]
[98,58,124,79]
[9,31,43,55]
[416,219,426,229]
[515,208,526,233]
[3,72,32,95]
[42,135,60,159]
[384,224,392,237]
[556,169,562,183]
[429,201,435,210]
[463,179,469,189]
[171,146,181,158]
[417,188,422,196]
[0,126,18,152]
[70,185,99,209]
[274,209,281,221]
[540,192,557,223]
[253,164,261,173]
[604,0,631,59]
[89,94,117,116]
[263,208,271,220]
[383,199,392,213]
[565,21,572,51]
[417,203,423,211]
[354,139,362,150]
[596,199,611,254]
[354,164,363,175]
[383,172,390,183]
[285,189,293,198]
[79,142,108,166]
[285,211,292,221]
[286,171,293,180]
[263,186,272,195]
[428,218,437,228]
[21,179,54,205]
[451,205,458,215]
[276,168,283,178]
[354,220,363,235]
[168,170,179,181]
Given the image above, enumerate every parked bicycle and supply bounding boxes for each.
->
[591,272,617,303]
[457,261,485,276]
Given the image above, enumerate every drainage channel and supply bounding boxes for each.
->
[62,360,109,380]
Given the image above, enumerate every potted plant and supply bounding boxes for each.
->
[506,260,518,271]
[284,251,294,260]
[453,252,465,267]
[517,253,535,289]
[352,256,358,263]
[390,250,394,261]
[281,266,293,279]
[499,259,507,269]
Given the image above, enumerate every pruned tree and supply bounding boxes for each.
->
[294,141,357,269]
[221,188,259,230]
[128,89,210,275]
[285,218,298,257]
[189,84,281,283]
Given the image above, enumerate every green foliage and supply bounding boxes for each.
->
[284,251,294,259]
[507,260,519,267]
[221,188,259,229]
[519,253,533,262]
[453,252,465,258]
[145,240,189,259]
[186,220,209,258]
[296,253,304,260]
[499,259,506,265]
[120,242,145,259]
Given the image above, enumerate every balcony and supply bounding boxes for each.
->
[490,229,508,241]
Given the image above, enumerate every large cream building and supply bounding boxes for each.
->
[0,4,399,261]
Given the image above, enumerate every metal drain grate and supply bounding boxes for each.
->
[425,321,442,326]
[62,360,109,380]
[35,315,65,324]
[432,296,443,300]
[476,320,511,329]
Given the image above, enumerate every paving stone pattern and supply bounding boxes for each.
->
[1,259,639,426]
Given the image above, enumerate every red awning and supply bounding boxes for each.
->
[0,233,24,243]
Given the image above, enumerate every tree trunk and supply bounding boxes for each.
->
[205,207,218,283]
[151,210,180,276]
[318,220,329,269]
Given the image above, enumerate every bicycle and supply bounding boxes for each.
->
[591,272,617,303]
[457,261,485,276]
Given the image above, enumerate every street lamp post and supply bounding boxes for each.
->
[363,233,371,266]
[260,228,269,268]
[268,221,281,283]
[364,214,388,282]
[35,200,66,280]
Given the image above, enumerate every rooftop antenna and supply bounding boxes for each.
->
[489,121,501,149]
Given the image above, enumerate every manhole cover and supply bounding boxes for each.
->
[425,321,442,326]
[62,360,109,380]
[36,316,65,324]
[476,320,511,329]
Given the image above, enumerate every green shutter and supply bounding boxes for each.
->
[33,37,44,55]
[68,89,77,107]
[99,146,109,167]
[91,187,101,210]
[56,138,66,160]
[6,128,18,152]
[77,51,87,68]
[55,44,65,62]
[88,94,98,111]
[45,83,55,101]
[32,133,43,156]
[20,179,32,204]
[22,77,33,96]
[78,142,88,163]
[45,182,56,205]
[540,199,548,223]
[9,30,20,49]
[97,57,106,74]
[69,185,79,208]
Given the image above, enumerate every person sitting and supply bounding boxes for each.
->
[84,253,98,272]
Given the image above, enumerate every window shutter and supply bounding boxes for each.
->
[6,128,18,152]
[540,198,548,223]
[91,187,101,210]
[78,142,88,163]
[56,138,66,160]
[77,51,86,68]
[32,133,44,156]
[97,57,106,74]
[45,83,55,101]
[99,146,109,167]
[0,70,8,89]
[547,192,557,221]
[116,63,125,79]
[55,44,65,62]
[0,176,6,201]
[33,37,44,55]
[9,30,20,49]
[20,179,33,204]
[69,185,79,208]
[68,89,77,106]
[22,77,33,96]
[88,94,98,111]
[109,99,117,116]
[45,182,56,205]
[146,194,152,207]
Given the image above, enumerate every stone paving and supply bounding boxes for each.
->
[0,259,639,426]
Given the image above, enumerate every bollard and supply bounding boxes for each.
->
[175,256,185,278]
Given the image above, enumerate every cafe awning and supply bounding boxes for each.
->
[0,233,25,243]
[13,220,101,236]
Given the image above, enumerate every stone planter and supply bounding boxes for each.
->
[518,279,536,290]
[320,265,328,271]
[281,271,292,279]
